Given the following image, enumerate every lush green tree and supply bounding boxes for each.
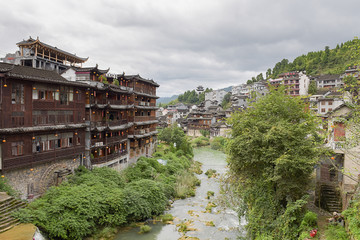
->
[221,92,232,109]
[247,79,253,85]
[256,73,264,82]
[227,88,322,239]
[266,68,272,79]
[158,125,193,157]
[308,80,318,95]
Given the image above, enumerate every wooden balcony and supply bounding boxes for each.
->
[89,99,133,106]
[3,146,84,170]
[134,101,156,107]
[33,100,75,109]
[188,123,210,130]
[91,150,128,165]
[132,116,156,122]
[90,119,128,128]
[91,135,127,147]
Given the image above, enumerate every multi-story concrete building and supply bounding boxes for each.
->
[232,81,268,98]
[317,92,344,115]
[269,71,310,96]
[205,89,227,103]
[314,74,343,89]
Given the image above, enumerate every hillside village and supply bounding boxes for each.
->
[158,67,360,215]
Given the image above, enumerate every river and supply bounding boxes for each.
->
[114,147,246,240]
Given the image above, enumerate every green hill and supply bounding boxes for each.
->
[267,37,360,79]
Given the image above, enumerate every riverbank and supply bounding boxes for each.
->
[114,147,245,240]
[12,140,197,240]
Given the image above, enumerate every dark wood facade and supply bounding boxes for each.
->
[125,75,159,159]
[0,62,87,171]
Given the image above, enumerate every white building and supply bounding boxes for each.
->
[205,89,228,103]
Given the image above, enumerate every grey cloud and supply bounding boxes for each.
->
[1,0,360,96]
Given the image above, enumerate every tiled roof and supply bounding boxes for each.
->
[0,62,88,87]
[314,74,340,81]
[17,37,88,62]
[124,74,159,87]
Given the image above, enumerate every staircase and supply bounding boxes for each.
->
[0,192,27,233]
[320,184,342,213]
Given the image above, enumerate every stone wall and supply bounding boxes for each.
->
[187,129,202,137]
[3,156,80,200]
[129,140,157,164]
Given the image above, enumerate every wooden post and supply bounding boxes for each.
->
[35,45,38,57]
[42,49,44,58]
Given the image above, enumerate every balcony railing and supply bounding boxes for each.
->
[132,116,156,122]
[91,135,127,147]
[91,150,128,165]
[3,146,84,170]
[134,101,156,107]
[89,99,133,106]
[90,119,128,128]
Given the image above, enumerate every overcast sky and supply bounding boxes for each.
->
[1,0,360,96]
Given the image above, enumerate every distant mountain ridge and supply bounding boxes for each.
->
[158,95,179,104]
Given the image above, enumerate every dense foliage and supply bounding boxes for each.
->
[14,127,197,240]
[158,125,193,157]
[191,136,210,147]
[227,88,322,239]
[221,92,232,109]
[210,136,227,152]
[343,191,360,239]
[0,176,18,197]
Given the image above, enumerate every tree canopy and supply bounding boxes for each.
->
[227,88,323,239]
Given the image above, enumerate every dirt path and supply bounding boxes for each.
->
[0,223,36,240]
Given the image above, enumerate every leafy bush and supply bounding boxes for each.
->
[139,225,152,234]
[325,224,349,240]
[210,136,227,151]
[200,130,210,137]
[13,134,198,240]
[343,193,360,239]
[191,136,210,147]
[300,211,318,230]
[205,169,217,178]
[0,176,18,197]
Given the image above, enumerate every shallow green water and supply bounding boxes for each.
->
[114,147,245,240]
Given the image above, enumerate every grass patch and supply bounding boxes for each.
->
[206,191,215,199]
[325,224,349,240]
[205,221,215,227]
[91,226,118,240]
[175,170,200,199]
[190,161,203,175]
[205,202,217,213]
[205,169,217,178]
[139,225,152,234]
[160,214,174,223]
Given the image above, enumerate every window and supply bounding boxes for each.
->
[11,83,24,104]
[11,141,24,156]
[328,108,333,112]
[321,108,326,112]
[321,101,326,105]
[328,101,333,106]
